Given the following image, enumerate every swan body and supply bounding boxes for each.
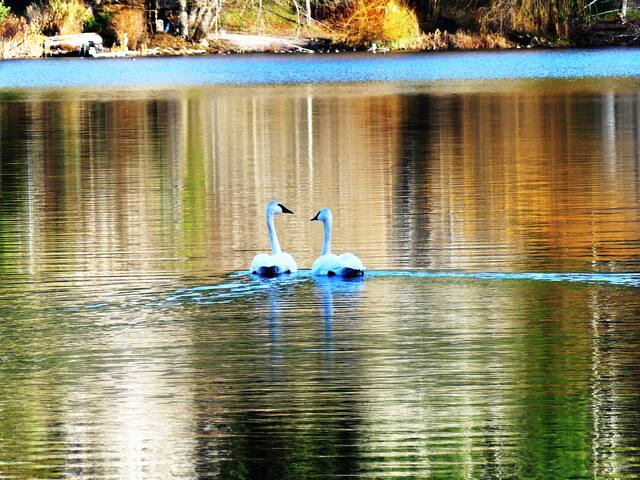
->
[250,201,297,277]
[311,208,365,277]
[311,253,365,277]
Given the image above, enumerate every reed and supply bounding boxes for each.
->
[111,8,146,49]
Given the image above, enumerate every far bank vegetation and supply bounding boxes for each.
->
[0,0,636,57]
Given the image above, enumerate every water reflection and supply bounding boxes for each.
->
[589,286,640,479]
[1,78,640,478]
[313,275,365,360]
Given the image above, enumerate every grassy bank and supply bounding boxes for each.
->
[0,0,636,58]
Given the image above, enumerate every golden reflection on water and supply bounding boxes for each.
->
[1,80,640,478]
[2,82,639,286]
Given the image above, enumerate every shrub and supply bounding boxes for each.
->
[49,0,93,35]
[83,10,114,44]
[382,0,421,46]
[26,0,93,36]
[340,0,421,48]
[111,8,145,49]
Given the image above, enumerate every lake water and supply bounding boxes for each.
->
[1,51,640,479]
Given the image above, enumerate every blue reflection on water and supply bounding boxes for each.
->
[162,270,640,308]
[3,49,640,89]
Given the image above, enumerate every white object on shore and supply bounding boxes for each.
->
[250,201,298,277]
[44,33,103,57]
[310,208,365,278]
[367,42,389,54]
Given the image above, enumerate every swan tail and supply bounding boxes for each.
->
[334,267,364,278]
[254,265,290,277]
[342,267,364,278]
[256,265,279,277]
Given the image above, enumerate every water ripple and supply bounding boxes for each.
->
[191,269,640,298]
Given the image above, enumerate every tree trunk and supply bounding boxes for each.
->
[305,0,311,24]
[182,0,221,42]
[190,5,214,42]
[621,0,628,22]
[178,0,188,37]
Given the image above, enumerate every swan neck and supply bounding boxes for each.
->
[267,211,282,255]
[321,217,332,256]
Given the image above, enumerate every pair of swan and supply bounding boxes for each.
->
[250,200,365,278]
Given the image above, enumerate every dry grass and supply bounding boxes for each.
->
[339,0,421,48]
[419,29,513,50]
[0,13,44,58]
[111,8,146,50]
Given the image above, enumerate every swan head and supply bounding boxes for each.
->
[267,200,294,216]
[311,207,332,223]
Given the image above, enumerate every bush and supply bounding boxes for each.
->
[340,0,421,49]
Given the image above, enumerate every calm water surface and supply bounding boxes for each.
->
[1,53,640,479]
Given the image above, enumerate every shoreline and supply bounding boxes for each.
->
[4,19,640,60]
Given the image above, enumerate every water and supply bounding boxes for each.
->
[1,52,640,479]
[3,48,640,89]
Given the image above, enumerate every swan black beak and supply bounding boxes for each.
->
[278,203,294,214]
[311,211,320,221]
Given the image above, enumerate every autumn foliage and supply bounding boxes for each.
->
[339,0,421,48]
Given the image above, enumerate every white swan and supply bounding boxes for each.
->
[250,200,298,277]
[310,208,365,277]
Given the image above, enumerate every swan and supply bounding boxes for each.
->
[250,200,298,277]
[310,208,365,277]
